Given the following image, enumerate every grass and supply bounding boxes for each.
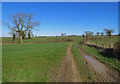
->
[72,43,98,82]
[2,42,70,82]
[80,44,120,72]
[2,35,119,82]
[89,36,118,47]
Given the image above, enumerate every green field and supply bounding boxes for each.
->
[1,2,119,82]
[2,35,120,82]
[2,42,70,82]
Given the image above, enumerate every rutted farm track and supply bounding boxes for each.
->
[56,43,119,82]
[76,44,119,82]
[57,43,81,82]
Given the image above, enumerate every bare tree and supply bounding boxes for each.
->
[96,32,99,36]
[85,31,93,37]
[104,28,114,37]
[101,32,104,36]
[31,32,34,37]
[5,12,40,43]
[35,35,37,37]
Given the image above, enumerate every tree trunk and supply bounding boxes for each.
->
[20,35,22,44]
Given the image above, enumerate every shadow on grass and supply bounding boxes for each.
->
[81,42,120,60]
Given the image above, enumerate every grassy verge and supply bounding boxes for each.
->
[89,36,118,47]
[80,44,120,72]
[2,42,70,82]
[72,43,98,82]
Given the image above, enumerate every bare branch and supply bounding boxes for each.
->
[4,12,40,43]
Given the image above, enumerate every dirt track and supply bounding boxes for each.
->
[76,44,119,82]
[57,43,81,82]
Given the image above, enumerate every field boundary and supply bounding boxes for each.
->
[1,41,73,44]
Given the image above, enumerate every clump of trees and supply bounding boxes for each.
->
[96,28,113,37]
[5,12,40,43]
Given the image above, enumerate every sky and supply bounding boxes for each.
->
[2,2,118,37]
[2,0,120,2]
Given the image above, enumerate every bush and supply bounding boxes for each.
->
[13,33,16,40]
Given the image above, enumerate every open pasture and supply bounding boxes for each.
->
[2,42,70,82]
[2,35,120,82]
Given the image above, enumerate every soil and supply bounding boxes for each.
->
[76,43,119,82]
[38,38,47,39]
[1,41,72,44]
[56,43,81,82]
